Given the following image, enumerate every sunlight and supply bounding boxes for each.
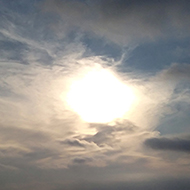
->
[66,68,136,123]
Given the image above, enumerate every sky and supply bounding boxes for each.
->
[0,0,190,189]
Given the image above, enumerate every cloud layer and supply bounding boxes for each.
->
[44,0,190,44]
[0,0,190,189]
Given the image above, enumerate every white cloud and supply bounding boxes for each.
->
[1,45,190,172]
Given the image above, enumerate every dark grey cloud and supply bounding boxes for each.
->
[81,120,137,146]
[44,0,190,44]
[83,126,114,145]
[60,138,85,147]
[145,136,190,153]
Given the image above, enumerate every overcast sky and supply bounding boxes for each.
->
[0,0,190,189]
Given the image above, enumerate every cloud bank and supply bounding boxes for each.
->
[145,136,190,153]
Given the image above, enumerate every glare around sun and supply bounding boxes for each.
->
[66,68,135,123]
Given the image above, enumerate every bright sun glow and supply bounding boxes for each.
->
[66,68,135,123]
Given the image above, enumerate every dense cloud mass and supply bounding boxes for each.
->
[145,136,190,152]
[0,0,190,189]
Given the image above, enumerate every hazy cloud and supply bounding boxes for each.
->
[157,63,190,81]
[72,157,92,164]
[0,0,190,189]
[44,0,190,44]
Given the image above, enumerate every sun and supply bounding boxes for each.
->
[66,68,135,123]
